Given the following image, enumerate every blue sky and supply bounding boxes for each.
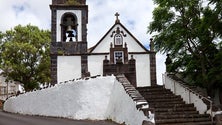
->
[0,0,166,84]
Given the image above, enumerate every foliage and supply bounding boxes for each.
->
[148,0,222,95]
[65,0,81,5]
[0,24,51,91]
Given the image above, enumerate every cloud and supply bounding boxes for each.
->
[87,0,155,47]
[0,0,166,85]
[0,0,50,31]
[12,5,25,16]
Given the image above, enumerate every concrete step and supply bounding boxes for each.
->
[137,86,164,91]
[147,99,184,105]
[137,86,213,125]
[137,85,164,90]
[148,100,186,106]
[156,117,211,124]
[155,106,196,112]
[151,103,194,108]
[155,121,212,125]
[137,86,169,93]
[155,110,199,116]
[142,94,180,99]
[144,93,180,98]
[140,90,172,96]
[156,114,210,119]
[138,87,170,93]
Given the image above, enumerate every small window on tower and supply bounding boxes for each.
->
[114,34,123,45]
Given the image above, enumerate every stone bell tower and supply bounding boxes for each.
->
[50,0,88,85]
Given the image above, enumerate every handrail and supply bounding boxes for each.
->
[162,73,213,123]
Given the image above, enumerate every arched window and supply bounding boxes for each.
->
[114,34,123,45]
[61,13,78,42]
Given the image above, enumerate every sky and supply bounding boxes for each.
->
[0,0,166,85]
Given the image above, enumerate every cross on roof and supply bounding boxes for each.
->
[115,12,120,23]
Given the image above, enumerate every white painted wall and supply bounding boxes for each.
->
[134,54,151,87]
[89,23,152,86]
[163,74,211,114]
[88,54,151,87]
[91,24,146,53]
[106,78,149,125]
[57,56,81,83]
[56,10,82,42]
[4,76,151,125]
[88,55,108,76]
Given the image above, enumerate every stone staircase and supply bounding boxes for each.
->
[137,85,213,125]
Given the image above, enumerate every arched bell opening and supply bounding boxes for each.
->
[60,13,78,42]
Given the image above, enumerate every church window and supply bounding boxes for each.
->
[114,51,124,64]
[61,13,78,42]
[114,34,123,45]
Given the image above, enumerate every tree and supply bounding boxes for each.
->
[0,24,51,91]
[148,0,222,96]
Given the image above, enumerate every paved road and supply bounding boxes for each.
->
[0,110,120,125]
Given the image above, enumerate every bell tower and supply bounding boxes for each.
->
[50,0,88,85]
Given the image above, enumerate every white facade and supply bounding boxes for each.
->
[91,24,146,53]
[134,54,151,86]
[88,55,108,76]
[57,56,81,83]
[54,10,155,87]
[88,54,151,87]
[89,23,152,87]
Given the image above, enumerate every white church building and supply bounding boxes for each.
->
[50,0,157,87]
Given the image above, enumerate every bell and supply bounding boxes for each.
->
[66,25,74,37]
[66,25,72,32]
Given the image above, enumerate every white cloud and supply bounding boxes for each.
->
[87,0,155,47]
[0,0,166,85]
[0,0,50,31]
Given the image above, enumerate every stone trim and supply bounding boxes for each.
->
[50,5,88,43]
[110,47,128,64]
[51,42,87,55]
[128,52,155,54]
[50,55,57,85]
[150,52,157,86]
[103,56,137,87]
[50,1,88,85]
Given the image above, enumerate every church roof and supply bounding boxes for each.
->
[88,13,150,53]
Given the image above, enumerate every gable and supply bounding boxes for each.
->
[89,23,149,53]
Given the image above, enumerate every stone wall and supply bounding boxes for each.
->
[103,57,136,87]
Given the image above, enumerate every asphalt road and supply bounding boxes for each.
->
[0,110,120,125]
